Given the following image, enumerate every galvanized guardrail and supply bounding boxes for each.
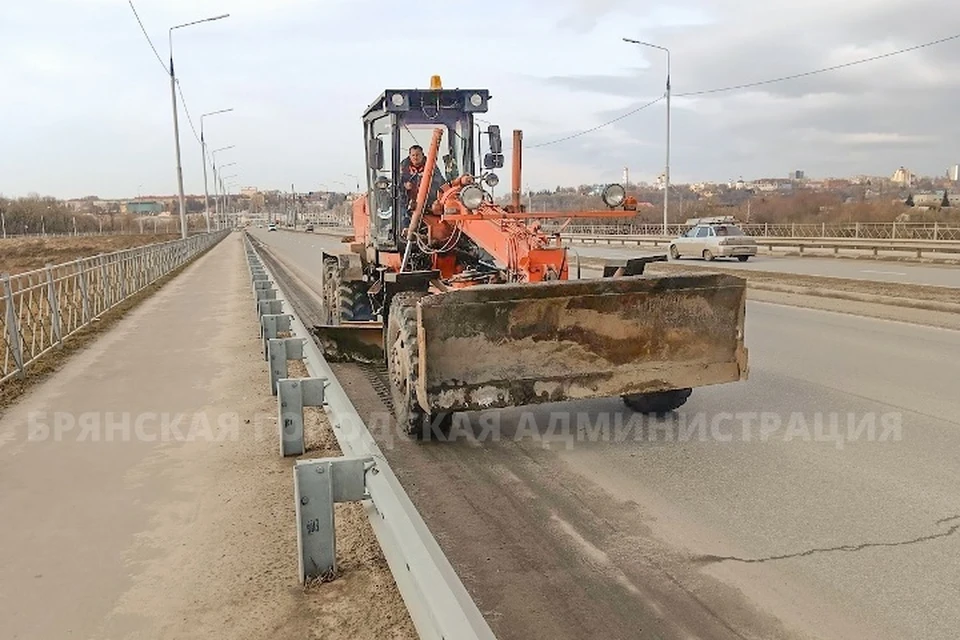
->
[1,230,231,385]
[563,233,960,259]
[242,235,496,640]
[561,222,960,241]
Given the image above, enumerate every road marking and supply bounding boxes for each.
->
[860,269,907,276]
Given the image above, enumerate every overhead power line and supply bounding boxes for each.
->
[127,0,168,74]
[526,96,664,148]
[176,79,201,143]
[676,31,960,97]
[528,30,960,148]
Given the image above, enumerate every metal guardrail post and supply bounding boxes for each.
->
[44,264,63,346]
[258,299,283,318]
[267,337,305,395]
[3,274,25,378]
[293,455,374,582]
[78,262,91,325]
[261,313,292,359]
[256,286,278,306]
[277,376,326,457]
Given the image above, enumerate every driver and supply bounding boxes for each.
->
[399,145,444,221]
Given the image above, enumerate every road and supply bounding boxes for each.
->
[568,243,960,288]
[253,228,960,639]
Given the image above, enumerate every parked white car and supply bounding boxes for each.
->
[669,223,758,262]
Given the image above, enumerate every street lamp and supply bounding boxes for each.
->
[221,174,238,220]
[168,13,230,238]
[200,108,233,232]
[218,163,237,228]
[344,173,360,191]
[211,145,235,226]
[623,37,670,235]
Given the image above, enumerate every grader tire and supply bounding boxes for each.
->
[387,292,452,439]
[621,388,692,415]
[338,279,373,321]
[321,260,338,324]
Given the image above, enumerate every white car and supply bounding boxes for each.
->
[669,223,757,262]
[267,223,278,232]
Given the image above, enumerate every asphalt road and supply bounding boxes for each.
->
[569,243,960,288]
[253,227,960,639]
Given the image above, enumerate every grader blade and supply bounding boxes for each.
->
[310,322,383,363]
[414,273,748,413]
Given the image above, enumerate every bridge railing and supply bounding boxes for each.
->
[1,230,231,385]
[559,222,960,241]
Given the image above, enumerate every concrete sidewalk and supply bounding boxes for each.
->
[0,233,317,639]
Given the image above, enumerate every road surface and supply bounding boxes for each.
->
[253,227,960,639]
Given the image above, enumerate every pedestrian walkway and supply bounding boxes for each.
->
[0,233,317,639]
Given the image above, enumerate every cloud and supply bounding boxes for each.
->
[2,0,960,197]
[531,0,960,184]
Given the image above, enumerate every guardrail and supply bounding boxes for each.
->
[243,234,496,640]
[1,229,231,385]
[560,222,960,240]
[563,233,960,260]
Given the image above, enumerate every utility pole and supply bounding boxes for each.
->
[624,37,670,235]
[168,14,230,238]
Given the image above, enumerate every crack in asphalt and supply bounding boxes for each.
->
[694,515,960,565]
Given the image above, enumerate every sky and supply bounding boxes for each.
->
[1,0,959,199]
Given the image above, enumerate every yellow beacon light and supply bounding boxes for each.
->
[430,75,442,90]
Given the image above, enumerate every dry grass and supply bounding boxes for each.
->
[0,234,180,275]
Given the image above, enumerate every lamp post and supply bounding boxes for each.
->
[218,163,237,228]
[168,13,230,238]
[623,37,670,235]
[211,146,234,229]
[200,108,233,232]
[222,174,238,221]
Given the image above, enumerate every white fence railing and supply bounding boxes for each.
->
[1,230,230,385]
[560,222,960,241]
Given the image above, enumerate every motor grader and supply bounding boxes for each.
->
[315,76,748,437]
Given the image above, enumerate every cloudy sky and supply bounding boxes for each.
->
[2,0,959,199]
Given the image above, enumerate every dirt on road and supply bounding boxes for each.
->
[0,233,180,275]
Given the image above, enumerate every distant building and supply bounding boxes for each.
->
[891,166,915,187]
[949,165,960,182]
[124,201,163,215]
[789,170,805,180]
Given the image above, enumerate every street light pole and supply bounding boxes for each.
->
[222,175,238,222]
[200,108,233,233]
[168,13,229,239]
[218,162,237,229]
[624,37,670,235]
[211,145,235,230]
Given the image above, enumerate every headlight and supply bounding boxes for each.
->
[470,93,483,107]
[391,93,405,107]
[601,183,626,208]
[460,184,485,210]
[483,172,499,188]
